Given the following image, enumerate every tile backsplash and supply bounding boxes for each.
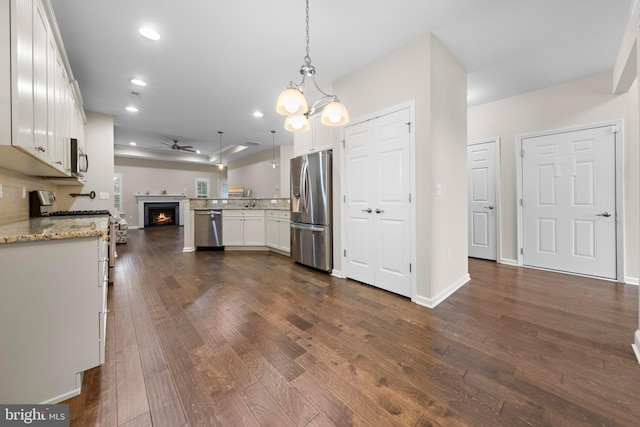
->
[0,167,58,225]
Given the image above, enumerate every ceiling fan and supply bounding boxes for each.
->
[160,139,196,153]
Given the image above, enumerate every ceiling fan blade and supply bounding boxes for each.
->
[182,148,196,153]
[179,145,194,149]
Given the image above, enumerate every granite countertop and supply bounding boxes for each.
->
[0,216,110,244]
[190,197,290,211]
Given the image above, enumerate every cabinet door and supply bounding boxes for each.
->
[265,217,279,248]
[278,219,291,252]
[243,216,265,246]
[12,0,35,153]
[222,216,244,245]
[33,2,49,159]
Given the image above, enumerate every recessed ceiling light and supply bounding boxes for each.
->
[196,150,201,154]
[129,141,137,146]
[126,106,138,113]
[139,27,160,41]
[130,78,147,86]
[253,111,264,118]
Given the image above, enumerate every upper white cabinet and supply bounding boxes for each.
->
[293,115,340,156]
[0,0,84,177]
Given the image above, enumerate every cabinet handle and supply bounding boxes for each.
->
[36,146,46,152]
[55,161,62,165]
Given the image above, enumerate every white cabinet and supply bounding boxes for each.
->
[0,236,109,404]
[222,210,265,246]
[293,115,339,156]
[265,210,291,253]
[0,0,84,177]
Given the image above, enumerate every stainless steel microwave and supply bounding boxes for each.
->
[70,138,88,174]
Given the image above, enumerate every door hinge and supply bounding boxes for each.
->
[343,195,346,203]
[520,248,524,255]
[409,193,412,203]
[406,122,412,133]
[409,263,412,273]
[520,198,523,207]
[342,139,345,148]
[520,149,525,158]
[344,249,347,257]
[611,124,619,134]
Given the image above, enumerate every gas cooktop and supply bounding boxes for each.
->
[47,210,111,217]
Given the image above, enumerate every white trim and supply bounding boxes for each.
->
[467,137,502,261]
[412,274,470,309]
[632,330,640,364]
[183,246,195,253]
[500,258,519,266]
[516,120,624,280]
[624,276,639,286]
[331,269,346,279]
[40,372,83,404]
[340,100,417,300]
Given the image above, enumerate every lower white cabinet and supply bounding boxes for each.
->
[0,236,108,404]
[222,210,265,246]
[265,210,291,253]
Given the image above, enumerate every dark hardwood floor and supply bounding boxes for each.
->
[63,226,640,426]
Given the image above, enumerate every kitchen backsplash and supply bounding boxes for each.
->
[0,167,59,225]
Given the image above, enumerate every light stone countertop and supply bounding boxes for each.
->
[0,216,110,244]
[190,197,290,211]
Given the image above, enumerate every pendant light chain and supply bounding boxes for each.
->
[304,0,311,66]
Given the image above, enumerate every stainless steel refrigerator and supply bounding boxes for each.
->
[290,149,333,272]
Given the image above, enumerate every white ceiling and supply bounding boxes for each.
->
[50,0,632,164]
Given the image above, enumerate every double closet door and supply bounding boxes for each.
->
[343,107,412,297]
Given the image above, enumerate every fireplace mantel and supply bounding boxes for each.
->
[136,195,187,228]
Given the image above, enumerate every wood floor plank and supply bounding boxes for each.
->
[62,229,640,426]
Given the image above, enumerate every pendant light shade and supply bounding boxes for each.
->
[215,131,225,169]
[276,88,307,116]
[320,100,349,126]
[276,0,348,132]
[284,115,310,132]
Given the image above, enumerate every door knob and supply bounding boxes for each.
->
[596,212,612,217]
[484,205,495,209]
[375,208,384,214]
[362,208,372,213]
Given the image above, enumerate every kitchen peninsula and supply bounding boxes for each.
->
[184,197,290,253]
[0,215,110,404]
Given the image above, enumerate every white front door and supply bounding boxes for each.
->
[521,125,617,279]
[468,141,497,260]
[344,107,412,297]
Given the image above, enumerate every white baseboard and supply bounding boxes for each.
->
[331,269,345,279]
[500,258,519,266]
[128,225,141,229]
[183,246,195,252]
[412,273,471,309]
[624,276,639,286]
[633,330,640,364]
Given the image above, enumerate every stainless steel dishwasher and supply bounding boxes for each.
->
[194,209,224,250]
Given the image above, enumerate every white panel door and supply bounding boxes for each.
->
[468,141,497,260]
[344,107,412,297]
[344,121,375,285]
[522,126,616,279]
[372,109,411,296]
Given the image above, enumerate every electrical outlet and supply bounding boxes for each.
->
[22,187,26,198]
[99,192,109,200]
[0,184,3,198]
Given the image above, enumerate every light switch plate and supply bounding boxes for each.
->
[99,192,109,200]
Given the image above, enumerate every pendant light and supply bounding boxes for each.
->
[276,0,348,132]
[215,131,225,169]
[268,130,279,168]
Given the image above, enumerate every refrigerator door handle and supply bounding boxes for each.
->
[300,158,310,215]
[291,223,325,232]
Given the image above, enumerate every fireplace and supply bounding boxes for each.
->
[144,202,180,227]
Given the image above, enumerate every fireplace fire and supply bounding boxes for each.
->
[144,202,180,227]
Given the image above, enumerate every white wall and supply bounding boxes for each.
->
[468,72,639,282]
[227,149,282,197]
[56,111,115,212]
[114,157,226,227]
[334,33,468,304]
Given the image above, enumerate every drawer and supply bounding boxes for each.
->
[223,209,264,218]
[266,210,291,220]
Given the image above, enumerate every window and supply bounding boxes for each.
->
[113,173,123,213]
[218,179,228,198]
[195,178,210,198]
